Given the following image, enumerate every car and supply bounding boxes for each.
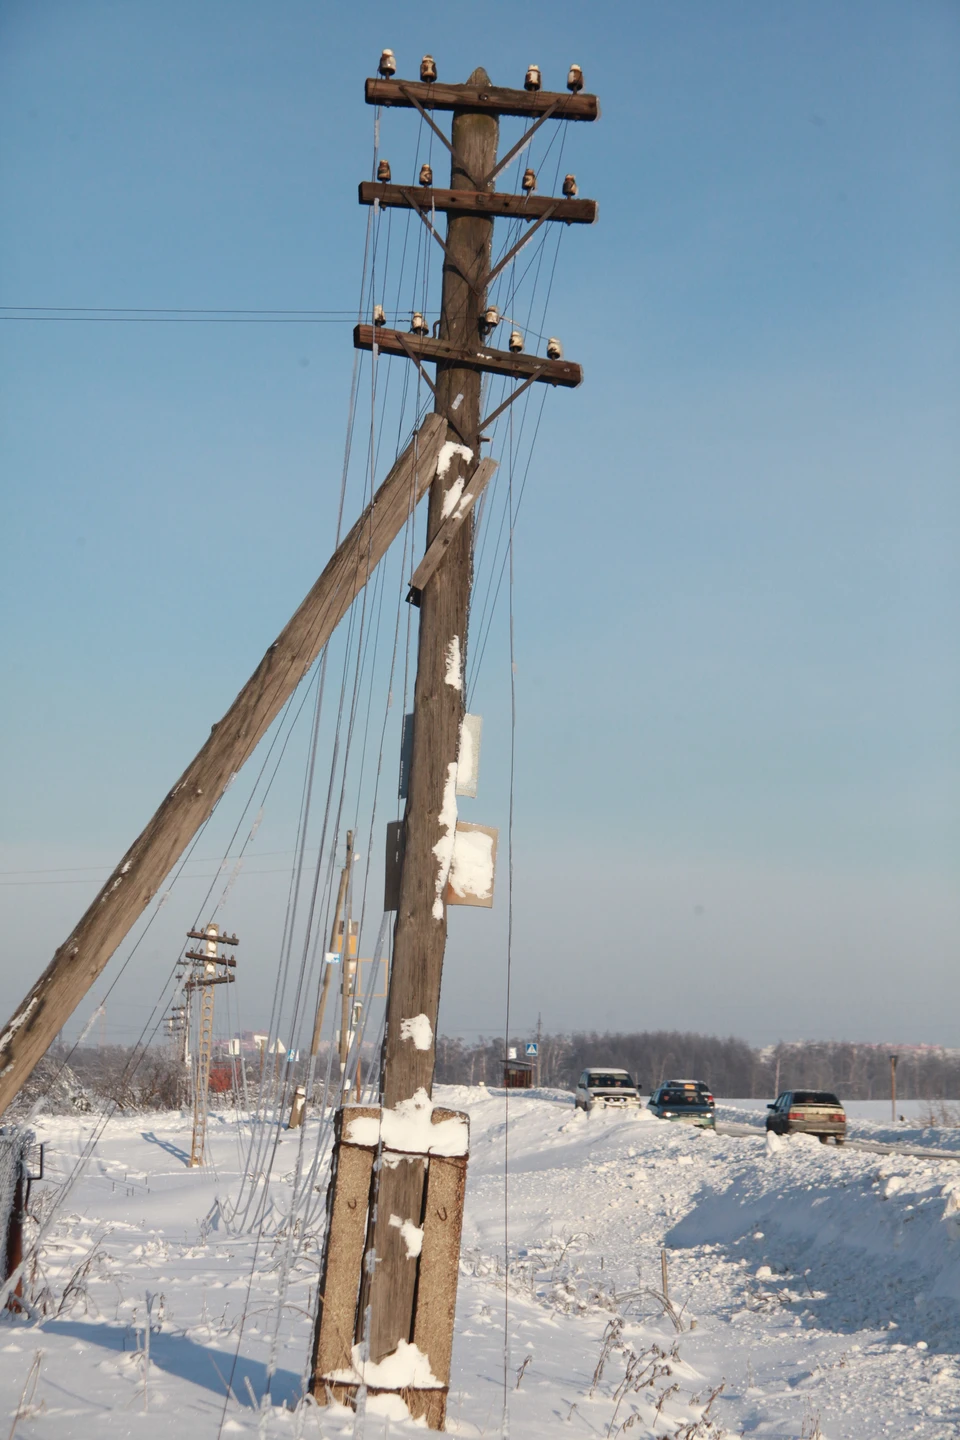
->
[648,1079,716,1129]
[575,1068,641,1111]
[766,1090,846,1144]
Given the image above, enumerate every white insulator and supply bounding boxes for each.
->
[524,64,541,92]
[479,305,499,336]
[420,54,437,83]
[562,173,578,197]
[546,337,563,360]
[378,49,397,78]
[521,167,536,192]
[410,312,428,335]
[508,328,524,353]
[373,304,386,327]
[567,64,584,93]
[419,163,433,187]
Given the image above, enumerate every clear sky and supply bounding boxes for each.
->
[1,1,958,1054]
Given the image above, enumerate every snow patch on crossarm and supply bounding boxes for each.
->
[345,1088,468,1156]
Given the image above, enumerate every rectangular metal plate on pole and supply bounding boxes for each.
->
[444,822,498,908]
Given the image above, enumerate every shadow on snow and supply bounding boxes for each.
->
[37,1317,302,1407]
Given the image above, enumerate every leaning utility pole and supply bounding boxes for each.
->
[0,416,446,1119]
[310,55,598,1428]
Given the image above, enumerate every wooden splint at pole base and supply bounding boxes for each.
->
[310,1104,469,1431]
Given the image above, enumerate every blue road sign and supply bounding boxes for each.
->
[525,1042,539,1057]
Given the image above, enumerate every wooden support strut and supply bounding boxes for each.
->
[365,76,600,122]
[354,325,582,388]
[0,413,447,1118]
[407,458,498,605]
[357,181,597,225]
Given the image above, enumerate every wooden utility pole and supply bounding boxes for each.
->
[290,830,355,1128]
[0,417,445,1119]
[310,61,599,1424]
[890,1052,898,1123]
[362,70,499,1365]
[183,924,237,1166]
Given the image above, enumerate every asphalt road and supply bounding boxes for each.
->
[715,1118,960,1163]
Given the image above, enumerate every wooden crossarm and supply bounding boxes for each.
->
[358,181,597,224]
[365,76,600,122]
[354,325,582,388]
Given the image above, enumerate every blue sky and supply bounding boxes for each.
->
[1,1,958,1053]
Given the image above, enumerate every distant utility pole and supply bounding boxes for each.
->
[183,924,238,1167]
[290,830,354,1129]
[536,1013,542,1088]
[890,1053,898,1123]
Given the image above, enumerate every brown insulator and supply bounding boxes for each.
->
[567,64,584,93]
[562,173,578,197]
[420,54,437,83]
[524,64,541,92]
[377,159,392,183]
[419,163,433,187]
[522,167,536,193]
[378,49,397,78]
[546,336,563,360]
[508,328,524,353]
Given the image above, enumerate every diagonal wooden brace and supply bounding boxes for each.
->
[407,458,498,605]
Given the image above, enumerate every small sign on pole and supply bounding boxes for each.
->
[524,1042,539,1057]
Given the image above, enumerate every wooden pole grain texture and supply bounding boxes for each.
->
[0,415,446,1118]
[360,67,498,1369]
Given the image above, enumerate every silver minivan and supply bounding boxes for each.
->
[575,1068,641,1111]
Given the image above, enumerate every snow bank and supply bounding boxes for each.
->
[669,1141,960,1302]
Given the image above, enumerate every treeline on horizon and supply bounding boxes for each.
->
[434,1030,960,1101]
[14,1030,960,1115]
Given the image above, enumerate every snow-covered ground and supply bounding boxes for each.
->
[3,1087,960,1438]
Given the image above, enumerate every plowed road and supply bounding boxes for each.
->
[715,1118,960,1162]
